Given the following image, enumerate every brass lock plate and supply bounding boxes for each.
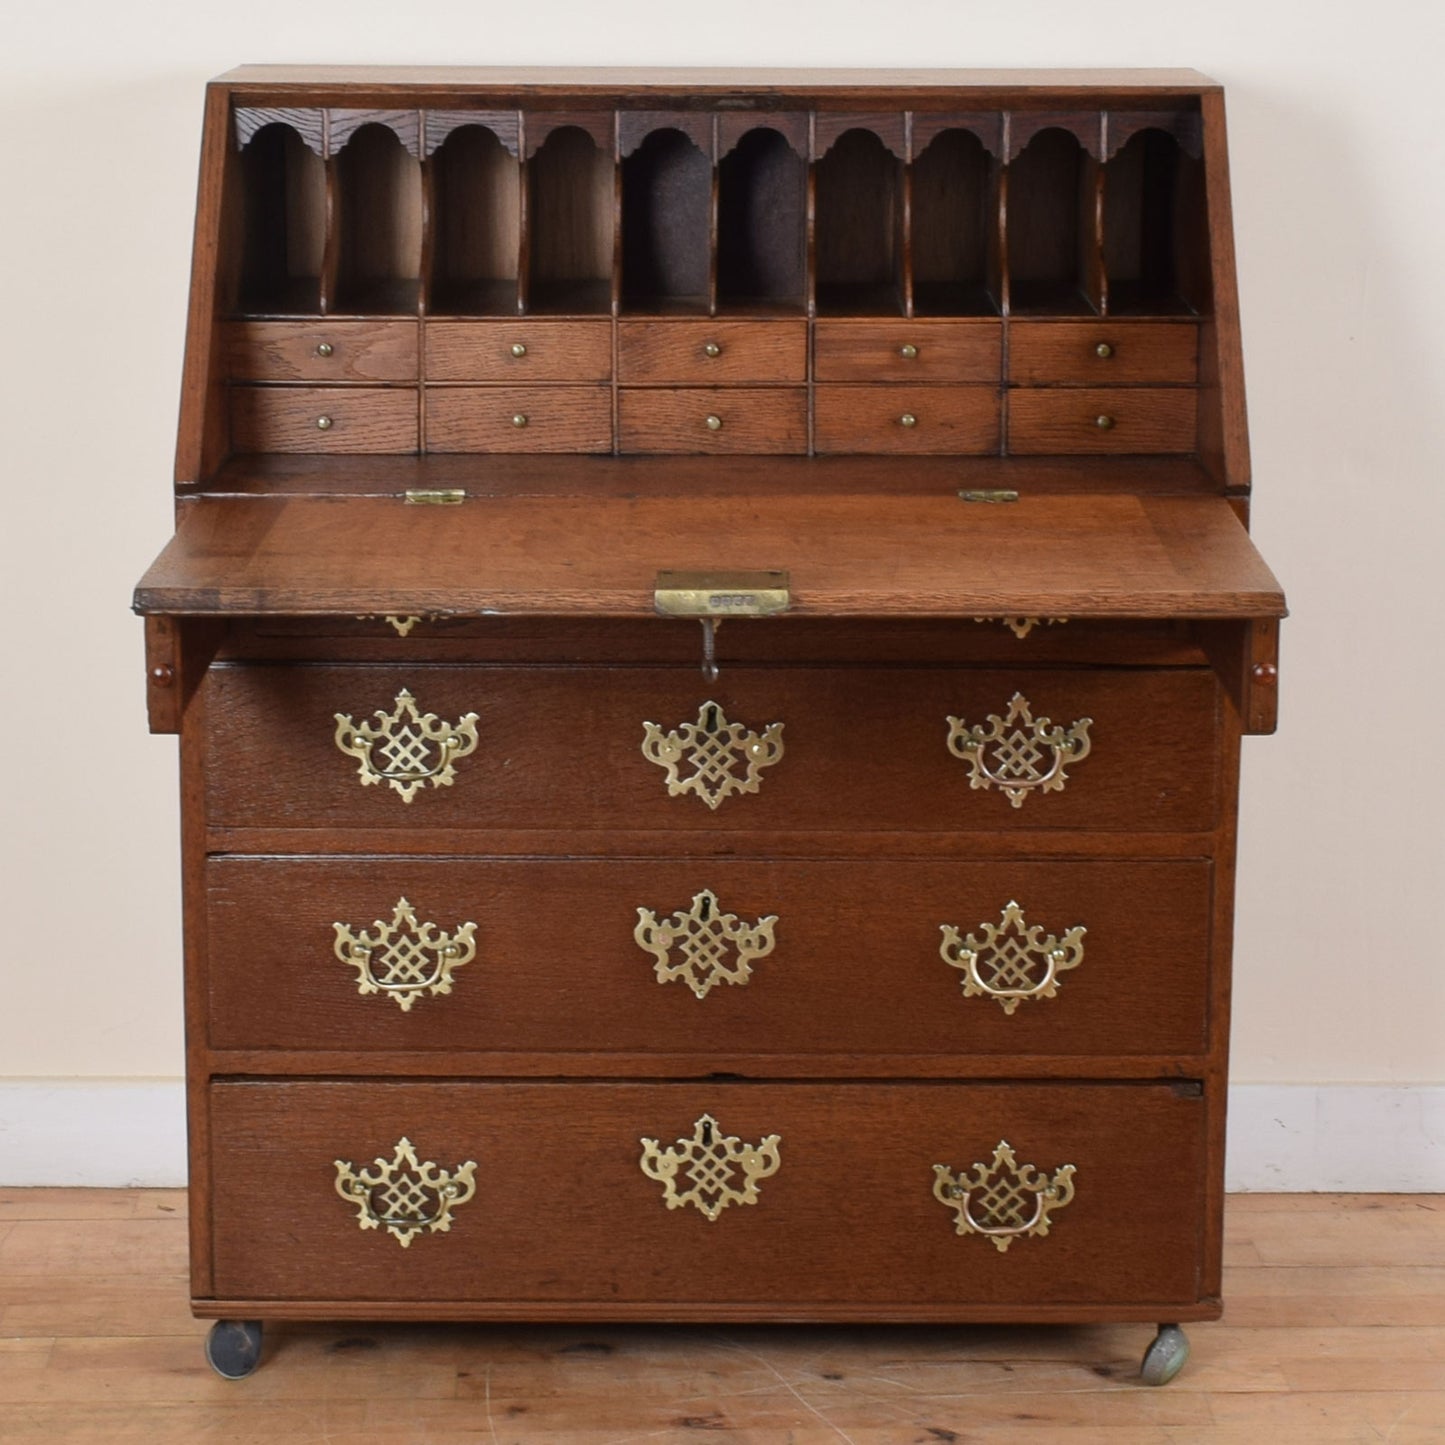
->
[653,570,790,618]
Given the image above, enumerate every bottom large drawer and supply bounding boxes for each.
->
[207,1080,1207,1310]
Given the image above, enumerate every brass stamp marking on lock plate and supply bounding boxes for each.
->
[653,570,790,619]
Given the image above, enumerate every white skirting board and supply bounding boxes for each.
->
[0,1081,1442,1190]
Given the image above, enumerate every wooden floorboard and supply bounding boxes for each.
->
[0,1191,1440,1443]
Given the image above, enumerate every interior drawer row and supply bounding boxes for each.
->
[205,1079,1208,1310]
[201,665,1222,835]
[206,856,1213,1058]
[224,317,1198,386]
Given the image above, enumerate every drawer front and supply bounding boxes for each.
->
[1009,321,1198,385]
[617,388,807,454]
[425,321,612,383]
[230,386,418,454]
[208,1079,1207,1307]
[1008,389,1197,455]
[425,386,612,453]
[224,321,420,383]
[207,858,1211,1057]
[814,320,1002,383]
[814,385,1000,454]
[618,320,807,384]
[203,665,1220,834]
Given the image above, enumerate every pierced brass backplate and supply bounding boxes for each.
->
[653,570,790,618]
[932,1140,1077,1252]
[639,1113,781,1222]
[333,898,478,1011]
[940,901,1085,1014]
[946,692,1092,808]
[973,616,1069,640]
[334,688,480,803]
[333,1137,477,1248]
[634,889,778,999]
[641,701,784,810]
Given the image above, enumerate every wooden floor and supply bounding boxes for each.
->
[0,1193,1440,1443]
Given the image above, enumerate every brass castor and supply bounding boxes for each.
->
[204,1319,264,1379]
[1140,1323,1190,1385]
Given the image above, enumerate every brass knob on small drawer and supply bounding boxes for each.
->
[705,414,723,431]
[512,413,529,428]
[1095,341,1114,359]
[1094,414,1115,430]
[510,342,527,358]
[899,343,919,359]
[703,341,722,358]
[899,412,918,428]
[315,341,334,358]
[316,415,333,430]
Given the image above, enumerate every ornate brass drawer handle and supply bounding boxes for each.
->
[940,901,1085,1014]
[641,701,784,811]
[640,1113,781,1222]
[634,889,778,999]
[333,898,478,1011]
[932,1140,1076,1252]
[333,1137,478,1248]
[946,692,1092,808]
[333,688,479,803]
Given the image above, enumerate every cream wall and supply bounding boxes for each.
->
[2,2,1443,1178]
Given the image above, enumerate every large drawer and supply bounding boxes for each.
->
[202,665,1222,835]
[206,857,1212,1058]
[208,1079,1208,1308]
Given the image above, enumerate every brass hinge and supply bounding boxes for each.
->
[653,570,790,618]
[959,489,1019,504]
[404,488,466,506]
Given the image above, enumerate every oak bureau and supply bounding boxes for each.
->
[134,66,1286,1384]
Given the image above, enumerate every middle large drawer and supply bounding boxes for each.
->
[206,857,1212,1059]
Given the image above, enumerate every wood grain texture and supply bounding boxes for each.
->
[424,319,611,381]
[135,491,1284,618]
[229,385,418,453]
[814,384,1000,454]
[425,385,611,452]
[8,1192,1438,1438]
[1009,319,1197,384]
[618,387,807,454]
[1008,387,1197,454]
[223,320,419,382]
[205,1079,1207,1308]
[200,664,1221,835]
[205,857,1212,1058]
[815,318,1002,381]
[617,320,807,384]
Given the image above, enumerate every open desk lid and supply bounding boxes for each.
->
[134,484,1285,622]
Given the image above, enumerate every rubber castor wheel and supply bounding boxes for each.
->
[1140,1323,1190,1386]
[204,1319,264,1379]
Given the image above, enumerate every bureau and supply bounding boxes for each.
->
[134,66,1285,1385]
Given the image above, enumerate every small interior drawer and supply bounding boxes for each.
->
[617,320,807,384]
[1008,322,1199,386]
[814,385,1000,454]
[230,386,418,454]
[618,387,807,454]
[1008,388,1198,455]
[425,386,612,453]
[224,320,419,383]
[814,319,1002,383]
[425,320,612,383]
